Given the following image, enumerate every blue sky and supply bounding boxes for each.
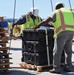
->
[0,0,74,19]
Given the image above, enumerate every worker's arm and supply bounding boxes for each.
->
[12,15,26,27]
[34,11,56,29]
[34,17,53,29]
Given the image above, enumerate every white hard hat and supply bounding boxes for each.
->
[55,2,64,10]
[30,7,39,16]
[30,7,39,11]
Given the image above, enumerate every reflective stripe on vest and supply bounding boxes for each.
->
[55,10,74,33]
[26,14,30,22]
[26,14,40,22]
[36,16,40,22]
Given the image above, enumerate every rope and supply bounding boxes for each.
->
[32,0,37,69]
[50,0,53,11]
[9,0,16,52]
[68,0,74,21]
[68,0,72,11]
[32,0,35,15]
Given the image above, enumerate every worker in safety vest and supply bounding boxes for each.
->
[34,2,74,73]
[12,7,42,62]
[12,7,42,31]
[12,7,42,39]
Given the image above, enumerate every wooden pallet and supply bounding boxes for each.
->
[0,53,12,56]
[0,28,5,32]
[0,67,12,74]
[0,27,12,72]
[0,62,13,66]
[0,43,6,45]
[0,67,12,70]
[19,62,52,72]
[0,58,12,61]
[0,38,8,43]
[0,32,5,37]
[0,47,9,51]
[0,32,5,34]
[0,42,9,44]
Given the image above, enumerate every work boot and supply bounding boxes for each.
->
[63,65,72,72]
[49,68,61,74]
[63,66,72,72]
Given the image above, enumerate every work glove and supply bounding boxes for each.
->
[15,27,21,33]
[33,25,39,30]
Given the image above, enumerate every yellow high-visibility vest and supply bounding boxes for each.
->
[53,8,74,37]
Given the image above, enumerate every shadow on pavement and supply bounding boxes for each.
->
[1,69,36,75]
[0,67,74,75]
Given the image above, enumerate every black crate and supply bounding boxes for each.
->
[22,39,54,53]
[22,29,65,65]
[23,29,54,41]
[22,29,54,53]
[23,41,46,53]
[23,29,38,41]
[23,51,53,66]
[22,50,65,66]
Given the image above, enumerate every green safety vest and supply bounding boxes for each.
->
[53,8,74,37]
[22,14,41,30]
